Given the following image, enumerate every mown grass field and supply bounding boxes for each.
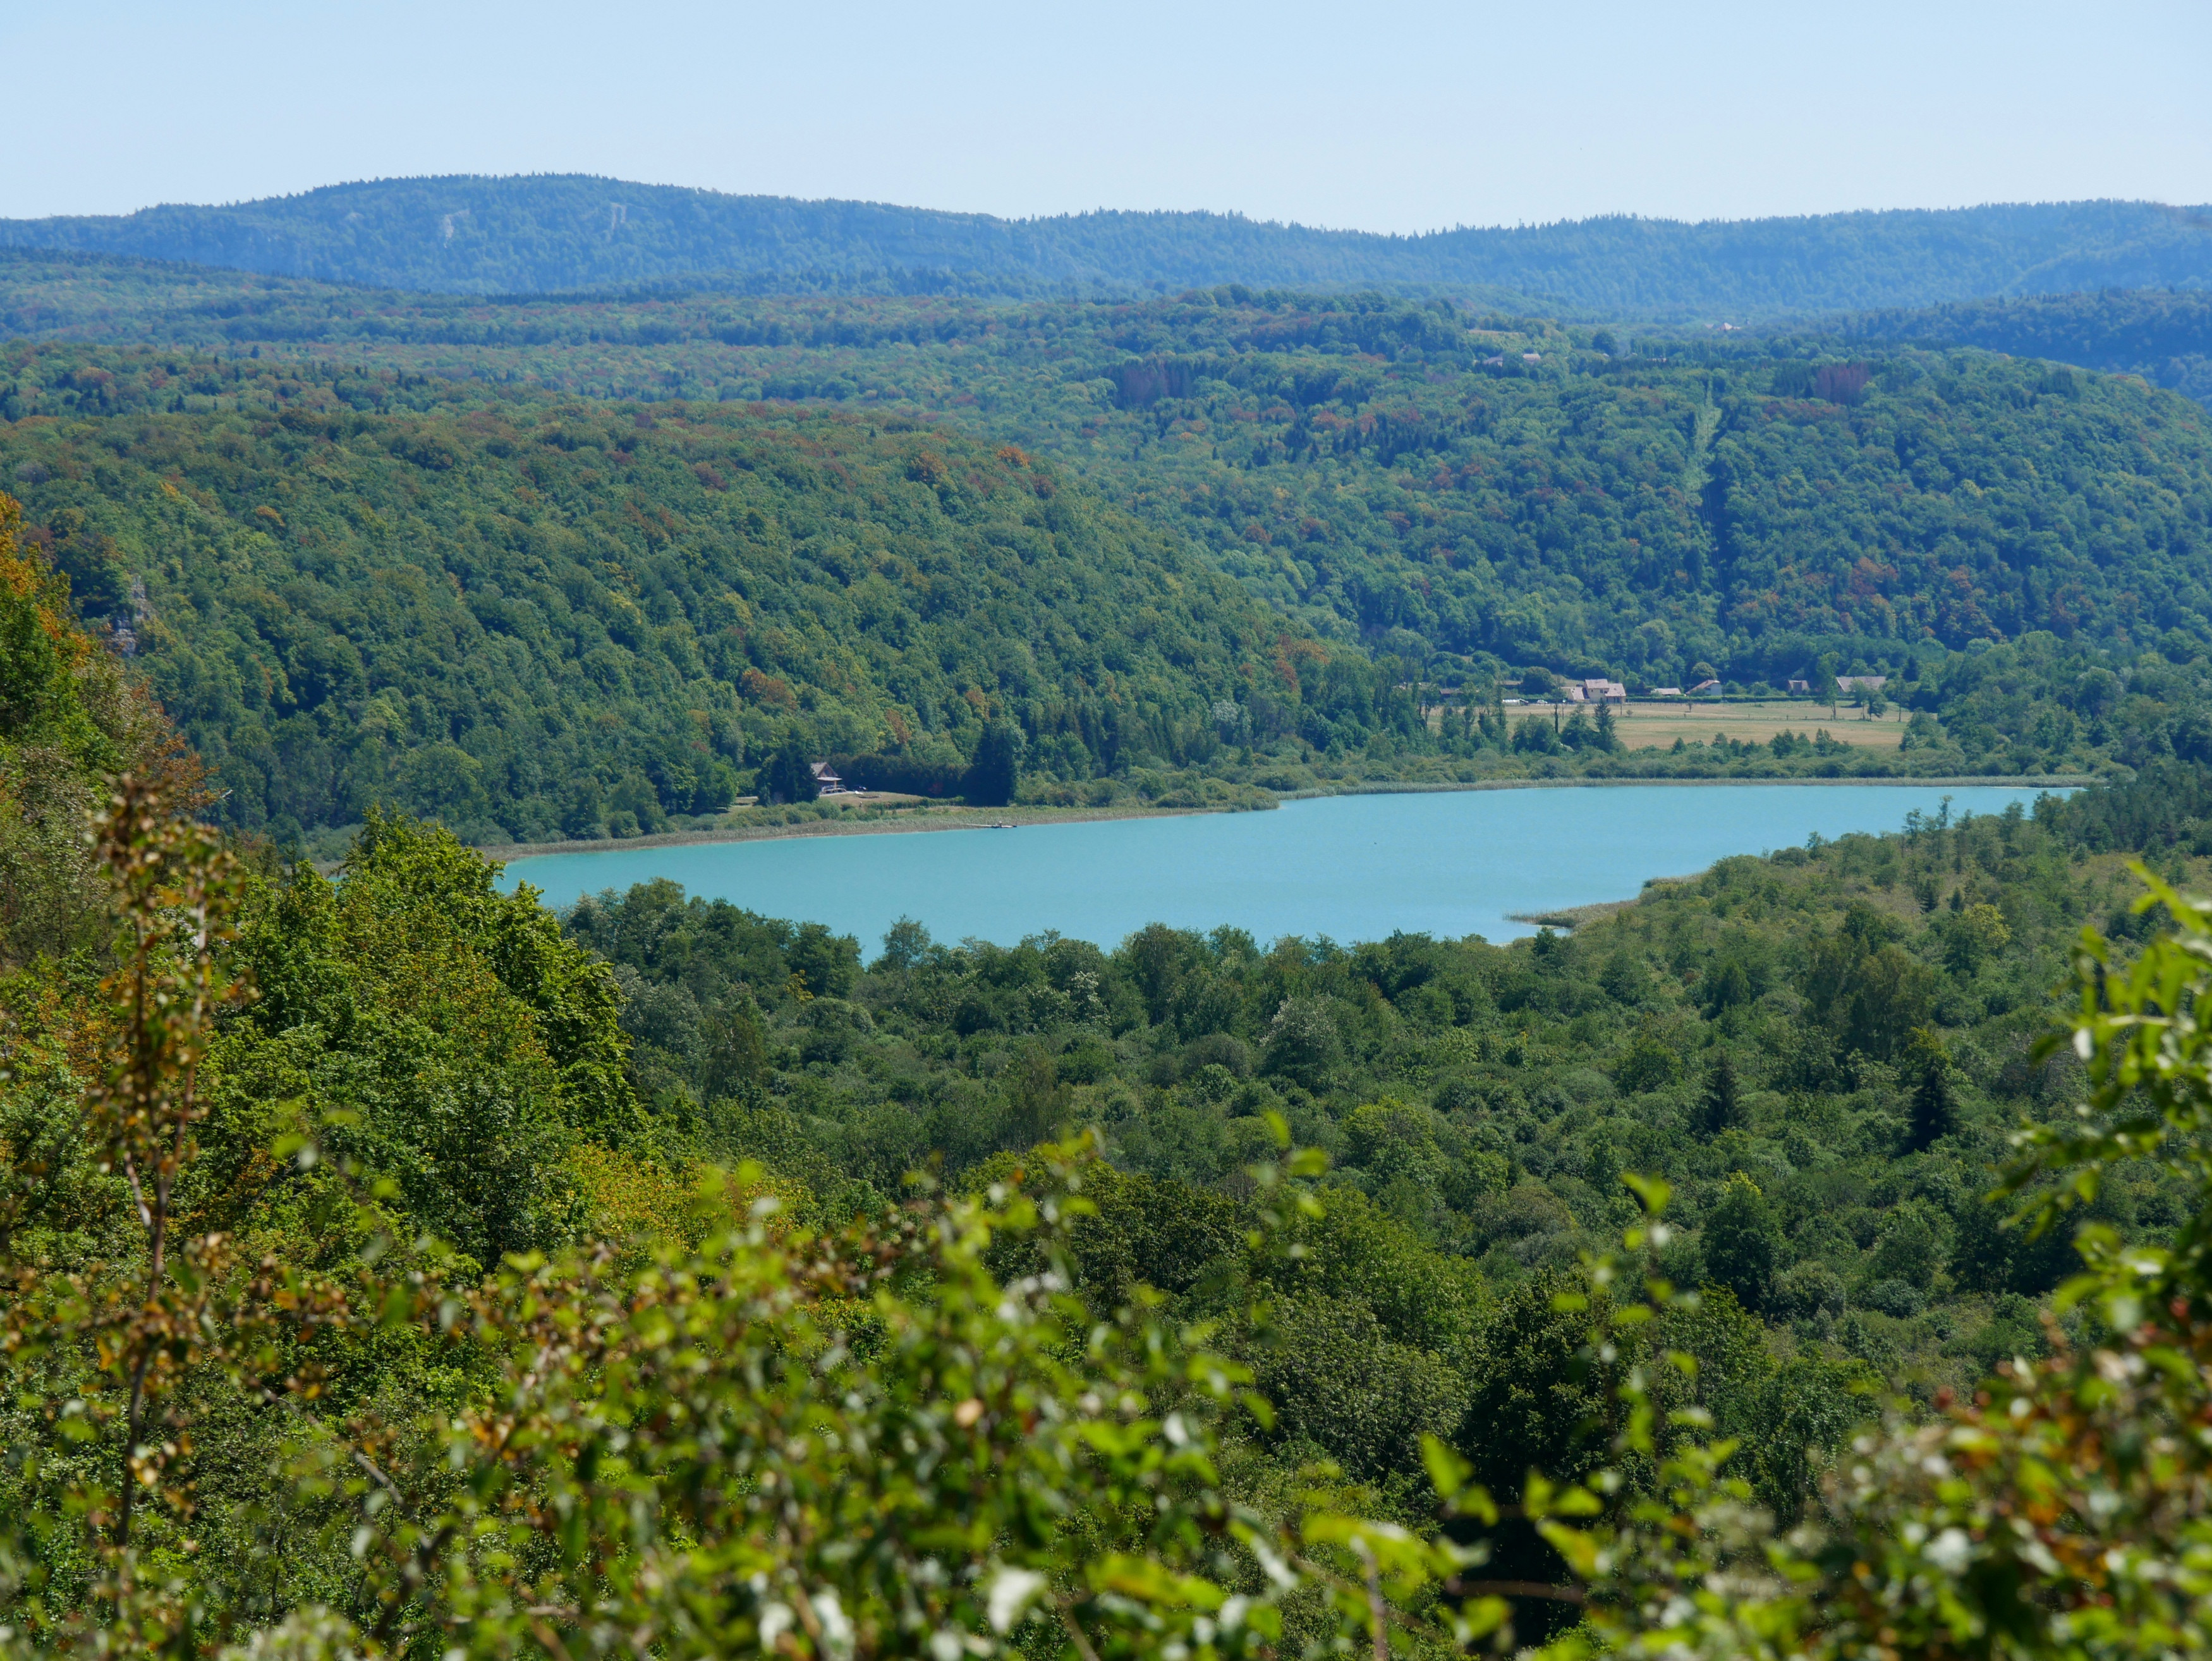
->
[1612,698,1906,750]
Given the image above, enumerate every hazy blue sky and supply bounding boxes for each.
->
[8,0,2207,231]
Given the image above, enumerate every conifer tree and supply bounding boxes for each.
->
[1697,1049,1742,1136]
[761,734,819,804]
[1907,1054,1958,1152]
[966,719,1023,806]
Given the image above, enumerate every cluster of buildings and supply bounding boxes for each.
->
[1495,672,1893,710]
[1559,678,1628,705]
[1548,673,1885,703]
[1784,675,1888,696]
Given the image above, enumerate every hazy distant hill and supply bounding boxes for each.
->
[4,176,2210,316]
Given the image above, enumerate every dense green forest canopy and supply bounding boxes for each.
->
[9,330,2212,843]
[8,274,2212,855]
[792,300,2212,677]
[20,285,2212,669]
[5,176,2208,313]
[13,246,2212,425]
[0,348,1402,845]
[0,254,1548,352]
[1817,284,2212,410]
[10,262,2212,680]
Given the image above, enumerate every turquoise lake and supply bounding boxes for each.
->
[501,783,2065,952]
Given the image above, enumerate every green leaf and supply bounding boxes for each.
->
[1419,1433,1470,1502]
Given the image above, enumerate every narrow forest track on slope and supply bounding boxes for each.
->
[1682,394,1722,497]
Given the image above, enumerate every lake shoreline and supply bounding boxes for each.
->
[483,802,1230,866]
[482,772,2095,866]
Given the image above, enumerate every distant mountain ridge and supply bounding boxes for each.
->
[4,175,2210,317]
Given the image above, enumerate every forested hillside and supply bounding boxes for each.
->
[1822,285,2212,410]
[9,293,2212,681]
[836,300,2212,676]
[8,324,2212,843]
[0,490,182,964]
[0,347,1392,845]
[5,176,2208,313]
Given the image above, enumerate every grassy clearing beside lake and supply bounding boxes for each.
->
[1608,698,1908,750]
